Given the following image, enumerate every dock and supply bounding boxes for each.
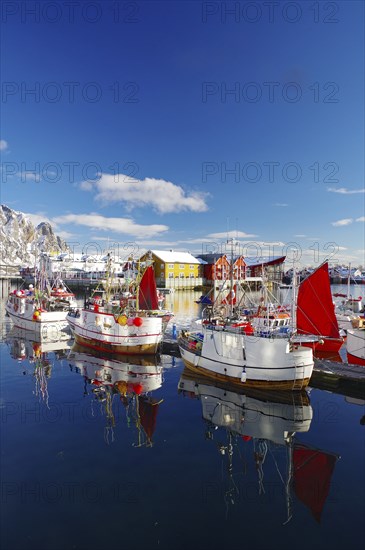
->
[311,359,365,400]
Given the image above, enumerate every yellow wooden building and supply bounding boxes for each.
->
[139,250,205,289]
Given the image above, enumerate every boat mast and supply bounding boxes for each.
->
[105,253,113,303]
[291,266,297,333]
[347,262,351,299]
[228,238,235,317]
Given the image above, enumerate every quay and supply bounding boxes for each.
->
[311,358,365,400]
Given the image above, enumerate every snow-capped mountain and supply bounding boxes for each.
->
[0,205,70,267]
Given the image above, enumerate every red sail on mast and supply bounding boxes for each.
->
[138,266,159,310]
[293,443,338,523]
[297,262,340,340]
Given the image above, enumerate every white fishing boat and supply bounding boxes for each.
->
[179,242,313,390]
[178,326,313,390]
[5,282,78,332]
[67,262,173,355]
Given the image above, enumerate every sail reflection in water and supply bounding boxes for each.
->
[68,344,163,446]
[178,370,339,523]
[6,327,73,405]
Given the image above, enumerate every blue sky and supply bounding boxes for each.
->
[1,0,364,266]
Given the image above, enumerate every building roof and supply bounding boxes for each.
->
[197,253,227,263]
[149,250,205,264]
[244,256,286,267]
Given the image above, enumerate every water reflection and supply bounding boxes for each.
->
[6,327,73,405]
[68,344,163,446]
[178,369,339,524]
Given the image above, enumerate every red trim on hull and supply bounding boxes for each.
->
[347,352,365,366]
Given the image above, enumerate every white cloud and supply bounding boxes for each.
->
[273,203,288,207]
[331,218,353,227]
[17,172,40,182]
[0,139,8,151]
[327,187,365,194]
[206,230,257,239]
[81,173,209,214]
[356,216,365,222]
[295,234,307,238]
[57,230,74,240]
[53,213,169,238]
[24,212,55,227]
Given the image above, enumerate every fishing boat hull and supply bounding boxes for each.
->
[346,328,365,365]
[67,309,164,355]
[178,328,314,390]
[5,303,69,333]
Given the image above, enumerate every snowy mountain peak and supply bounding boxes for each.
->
[0,204,70,266]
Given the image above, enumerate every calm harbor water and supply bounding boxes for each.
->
[1,287,364,550]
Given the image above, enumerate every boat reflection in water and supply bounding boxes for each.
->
[178,369,339,524]
[69,344,163,446]
[6,326,73,405]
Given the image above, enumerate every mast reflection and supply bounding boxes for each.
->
[69,344,163,446]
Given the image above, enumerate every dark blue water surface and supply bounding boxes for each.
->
[1,289,364,550]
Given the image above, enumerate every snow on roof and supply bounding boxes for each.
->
[244,256,286,267]
[149,250,205,264]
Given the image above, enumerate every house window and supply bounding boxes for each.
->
[190,274,195,278]
[179,273,184,278]
[179,264,185,269]
[168,273,174,278]
[168,264,174,268]
[190,265,194,269]
[160,263,164,268]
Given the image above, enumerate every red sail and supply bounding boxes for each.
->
[293,443,338,523]
[139,266,159,310]
[297,262,340,339]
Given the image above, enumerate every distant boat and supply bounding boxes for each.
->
[195,294,213,305]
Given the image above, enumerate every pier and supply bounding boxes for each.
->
[311,359,365,400]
